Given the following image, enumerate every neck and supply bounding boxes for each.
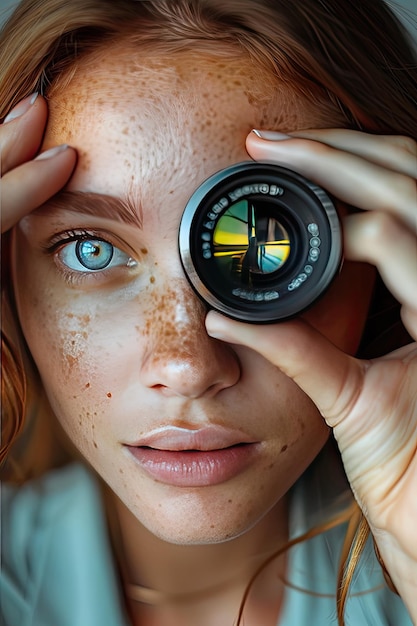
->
[106,491,289,626]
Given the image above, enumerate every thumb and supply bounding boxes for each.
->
[205,311,365,426]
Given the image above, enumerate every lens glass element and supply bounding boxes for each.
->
[213,201,291,279]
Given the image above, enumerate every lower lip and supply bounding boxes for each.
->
[125,444,258,487]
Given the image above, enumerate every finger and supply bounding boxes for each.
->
[344,211,417,326]
[246,132,416,232]
[1,93,48,174]
[401,307,417,340]
[282,128,417,179]
[205,311,365,426]
[1,145,77,233]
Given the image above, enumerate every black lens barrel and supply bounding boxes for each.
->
[179,162,342,323]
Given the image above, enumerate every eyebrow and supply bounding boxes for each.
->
[35,191,143,228]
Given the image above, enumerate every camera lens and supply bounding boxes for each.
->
[179,162,342,323]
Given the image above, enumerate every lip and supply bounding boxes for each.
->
[124,425,259,487]
[127,425,255,450]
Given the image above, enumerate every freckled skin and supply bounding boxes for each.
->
[12,46,373,549]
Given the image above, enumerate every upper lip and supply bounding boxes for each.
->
[125,425,255,451]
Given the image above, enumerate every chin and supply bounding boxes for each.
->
[118,481,278,546]
[140,515,260,546]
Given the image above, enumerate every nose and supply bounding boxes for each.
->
[140,281,240,399]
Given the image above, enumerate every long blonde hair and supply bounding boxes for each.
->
[1,1,416,624]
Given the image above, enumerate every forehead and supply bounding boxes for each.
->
[55,45,275,101]
[44,47,284,195]
[45,42,321,141]
[43,44,331,215]
[48,52,267,142]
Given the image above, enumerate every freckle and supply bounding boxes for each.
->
[281,445,288,453]
[141,248,148,254]
[268,463,275,469]
[210,525,215,529]
[228,499,233,504]
[107,392,112,398]
[150,276,155,284]
[119,468,124,474]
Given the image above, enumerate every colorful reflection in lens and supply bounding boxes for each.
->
[213,201,290,277]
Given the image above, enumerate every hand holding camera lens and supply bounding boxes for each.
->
[206,127,417,605]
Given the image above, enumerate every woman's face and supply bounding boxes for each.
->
[12,46,373,543]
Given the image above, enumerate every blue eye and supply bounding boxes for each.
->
[58,237,134,272]
[76,239,114,270]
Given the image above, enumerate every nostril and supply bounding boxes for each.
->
[205,380,230,397]
[149,384,176,398]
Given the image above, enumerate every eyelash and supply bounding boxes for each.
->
[43,229,138,285]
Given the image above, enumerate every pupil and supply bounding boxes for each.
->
[76,239,114,270]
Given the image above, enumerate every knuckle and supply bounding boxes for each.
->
[289,137,331,168]
[300,138,329,156]
[363,211,398,246]
[397,175,417,206]
[389,135,417,158]
[396,169,416,190]
[382,173,416,214]
[400,306,417,337]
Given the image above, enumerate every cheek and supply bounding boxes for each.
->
[17,285,100,416]
[16,287,136,462]
[12,252,117,433]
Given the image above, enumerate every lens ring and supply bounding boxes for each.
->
[179,162,342,323]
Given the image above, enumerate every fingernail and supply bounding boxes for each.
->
[35,144,69,161]
[4,92,38,124]
[252,130,292,141]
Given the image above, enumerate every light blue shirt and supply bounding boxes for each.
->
[281,479,411,625]
[1,463,412,625]
[1,464,128,626]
